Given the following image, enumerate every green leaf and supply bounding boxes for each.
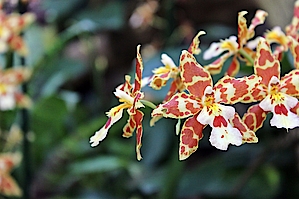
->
[70,156,128,174]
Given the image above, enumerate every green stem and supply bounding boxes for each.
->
[140,100,156,109]
[238,48,254,66]
[5,51,13,69]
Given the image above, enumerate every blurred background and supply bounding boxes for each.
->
[1,0,299,198]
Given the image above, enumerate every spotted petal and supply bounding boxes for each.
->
[133,44,143,93]
[280,69,299,97]
[214,74,261,104]
[0,153,22,197]
[152,92,201,119]
[180,50,212,98]
[204,53,230,75]
[286,0,299,41]
[179,115,204,160]
[188,31,206,55]
[254,38,280,86]
[289,37,299,69]
[247,10,268,40]
[225,55,240,77]
[243,104,268,132]
[230,113,258,143]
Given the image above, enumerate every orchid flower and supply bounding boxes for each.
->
[150,31,206,102]
[203,10,268,76]
[263,1,299,61]
[243,38,299,131]
[0,67,31,110]
[152,50,257,160]
[90,45,146,160]
[0,10,35,55]
[0,152,22,197]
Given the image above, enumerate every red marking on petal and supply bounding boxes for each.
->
[105,117,112,128]
[255,39,280,85]
[225,56,240,76]
[213,115,228,127]
[274,104,288,116]
[133,45,143,93]
[243,104,267,131]
[180,51,212,97]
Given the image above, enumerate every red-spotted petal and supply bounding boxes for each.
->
[289,37,299,69]
[280,69,299,97]
[214,74,261,104]
[225,55,240,77]
[180,50,212,98]
[230,113,258,143]
[286,0,299,41]
[187,31,206,55]
[0,153,22,197]
[254,38,280,86]
[150,72,172,90]
[242,104,268,132]
[247,10,268,39]
[133,45,143,93]
[179,115,204,160]
[152,92,201,119]
[0,174,22,197]
[238,11,249,47]
[163,77,185,103]
[134,110,144,161]
[291,101,299,115]
[204,53,231,75]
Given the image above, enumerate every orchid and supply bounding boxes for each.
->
[150,31,206,102]
[203,10,268,76]
[0,67,31,110]
[262,1,299,61]
[89,2,299,163]
[90,45,146,160]
[243,37,299,131]
[0,10,35,56]
[152,50,257,160]
[0,152,22,197]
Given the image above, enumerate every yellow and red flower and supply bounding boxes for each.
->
[0,67,31,110]
[0,9,35,55]
[243,38,299,131]
[149,31,206,102]
[0,152,22,197]
[152,50,257,160]
[203,10,268,76]
[90,45,146,160]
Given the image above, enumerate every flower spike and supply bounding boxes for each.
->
[90,45,146,160]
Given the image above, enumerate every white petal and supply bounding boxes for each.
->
[259,95,272,111]
[196,106,212,125]
[0,93,16,110]
[203,42,220,60]
[114,88,134,104]
[218,104,235,120]
[161,54,176,68]
[90,107,124,147]
[270,108,299,129]
[209,124,242,150]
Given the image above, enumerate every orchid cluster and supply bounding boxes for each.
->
[90,1,299,161]
[0,3,34,197]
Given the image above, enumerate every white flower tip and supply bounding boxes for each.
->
[89,129,108,147]
[161,53,176,67]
